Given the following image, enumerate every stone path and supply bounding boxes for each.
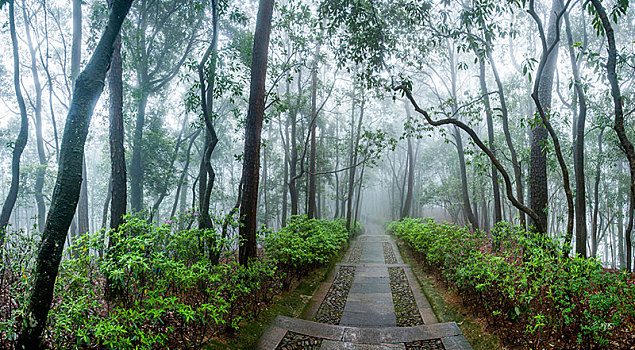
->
[258,224,473,350]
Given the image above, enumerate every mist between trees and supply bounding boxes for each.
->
[0,0,634,347]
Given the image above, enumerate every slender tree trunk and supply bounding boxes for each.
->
[238,0,274,266]
[618,161,625,268]
[17,1,134,346]
[479,58,502,225]
[171,130,199,219]
[130,93,148,212]
[401,133,414,219]
[454,126,479,230]
[529,0,563,233]
[289,70,301,216]
[109,31,126,231]
[346,91,364,232]
[23,8,47,232]
[565,8,588,256]
[487,49,525,228]
[0,0,29,246]
[281,114,289,225]
[591,129,604,257]
[590,0,635,271]
[307,46,320,219]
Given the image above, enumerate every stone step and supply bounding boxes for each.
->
[258,316,472,350]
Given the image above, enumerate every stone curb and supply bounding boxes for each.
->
[257,315,467,349]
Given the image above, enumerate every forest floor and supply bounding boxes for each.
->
[256,223,480,349]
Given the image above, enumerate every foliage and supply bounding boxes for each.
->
[0,216,281,349]
[264,216,353,276]
[388,218,635,349]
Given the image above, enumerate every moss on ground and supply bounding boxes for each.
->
[395,239,507,350]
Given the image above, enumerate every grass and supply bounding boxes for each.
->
[395,238,507,350]
[204,243,347,350]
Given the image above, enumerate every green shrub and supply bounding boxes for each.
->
[264,215,350,274]
[1,215,280,349]
[389,218,635,349]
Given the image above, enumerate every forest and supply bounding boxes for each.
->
[0,0,634,349]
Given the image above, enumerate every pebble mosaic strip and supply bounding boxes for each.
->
[346,242,363,263]
[383,241,398,264]
[404,339,446,350]
[388,267,424,327]
[275,331,323,349]
[313,266,356,324]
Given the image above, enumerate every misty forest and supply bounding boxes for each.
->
[0,0,634,349]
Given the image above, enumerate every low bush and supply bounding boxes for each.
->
[264,216,352,279]
[388,218,635,349]
[1,215,280,349]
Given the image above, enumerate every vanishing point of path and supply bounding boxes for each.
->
[258,223,473,350]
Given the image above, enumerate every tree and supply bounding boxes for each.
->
[16,1,135,346]
[238,0,274,266]
[109,10,126,232]
[528,0,563,233]
[0,0,29,248]
[589,0,635,271]
[128,0,201,212]
[197,0,220,231]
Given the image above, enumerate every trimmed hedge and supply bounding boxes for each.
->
[264,215,359,274]
[388,218,635,349]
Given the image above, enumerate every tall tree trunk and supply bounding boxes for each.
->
[109,31,126,231]
[17,1,134,346]
[346,92,364,232]
[70,0,90,237]
[478,58,502,225]
[171,130,199,219]
[454,126,479,230]
[487,48,525,228]
[238,0,274,266]
[198,0,220,231]
[130,94,148,212]
[618,160,625,268]
[289,70,301,216]
[591,129,604,257]
[565,7,588,256]
[307,46,320,219]
[401,133,414,219]
[23,7,47,232]
[529,0,563,233]
[280,112,289,225]
[590,0,635,271]
[0,0,29,246]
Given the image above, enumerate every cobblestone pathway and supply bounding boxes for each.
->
[258,223,472,350]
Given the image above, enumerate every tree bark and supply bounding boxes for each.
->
[238,0,274,266]
[346,92,364,232]
[109,32,126,231]
[23,6,47,232]
[307,46,320,219]
[591,129,604,257]
[565,7,588,256]
[401,123,415,218]
[289,70,301,216]
[478,58,502,226]
[590,0,635,271]
[487,48,525,228]
[198,0,220,231]
[529,0,563,233]
[0,0,29,247]
[16,1,134,346]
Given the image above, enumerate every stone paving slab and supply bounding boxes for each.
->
[320,340,406,349]
[258,228,472,350]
